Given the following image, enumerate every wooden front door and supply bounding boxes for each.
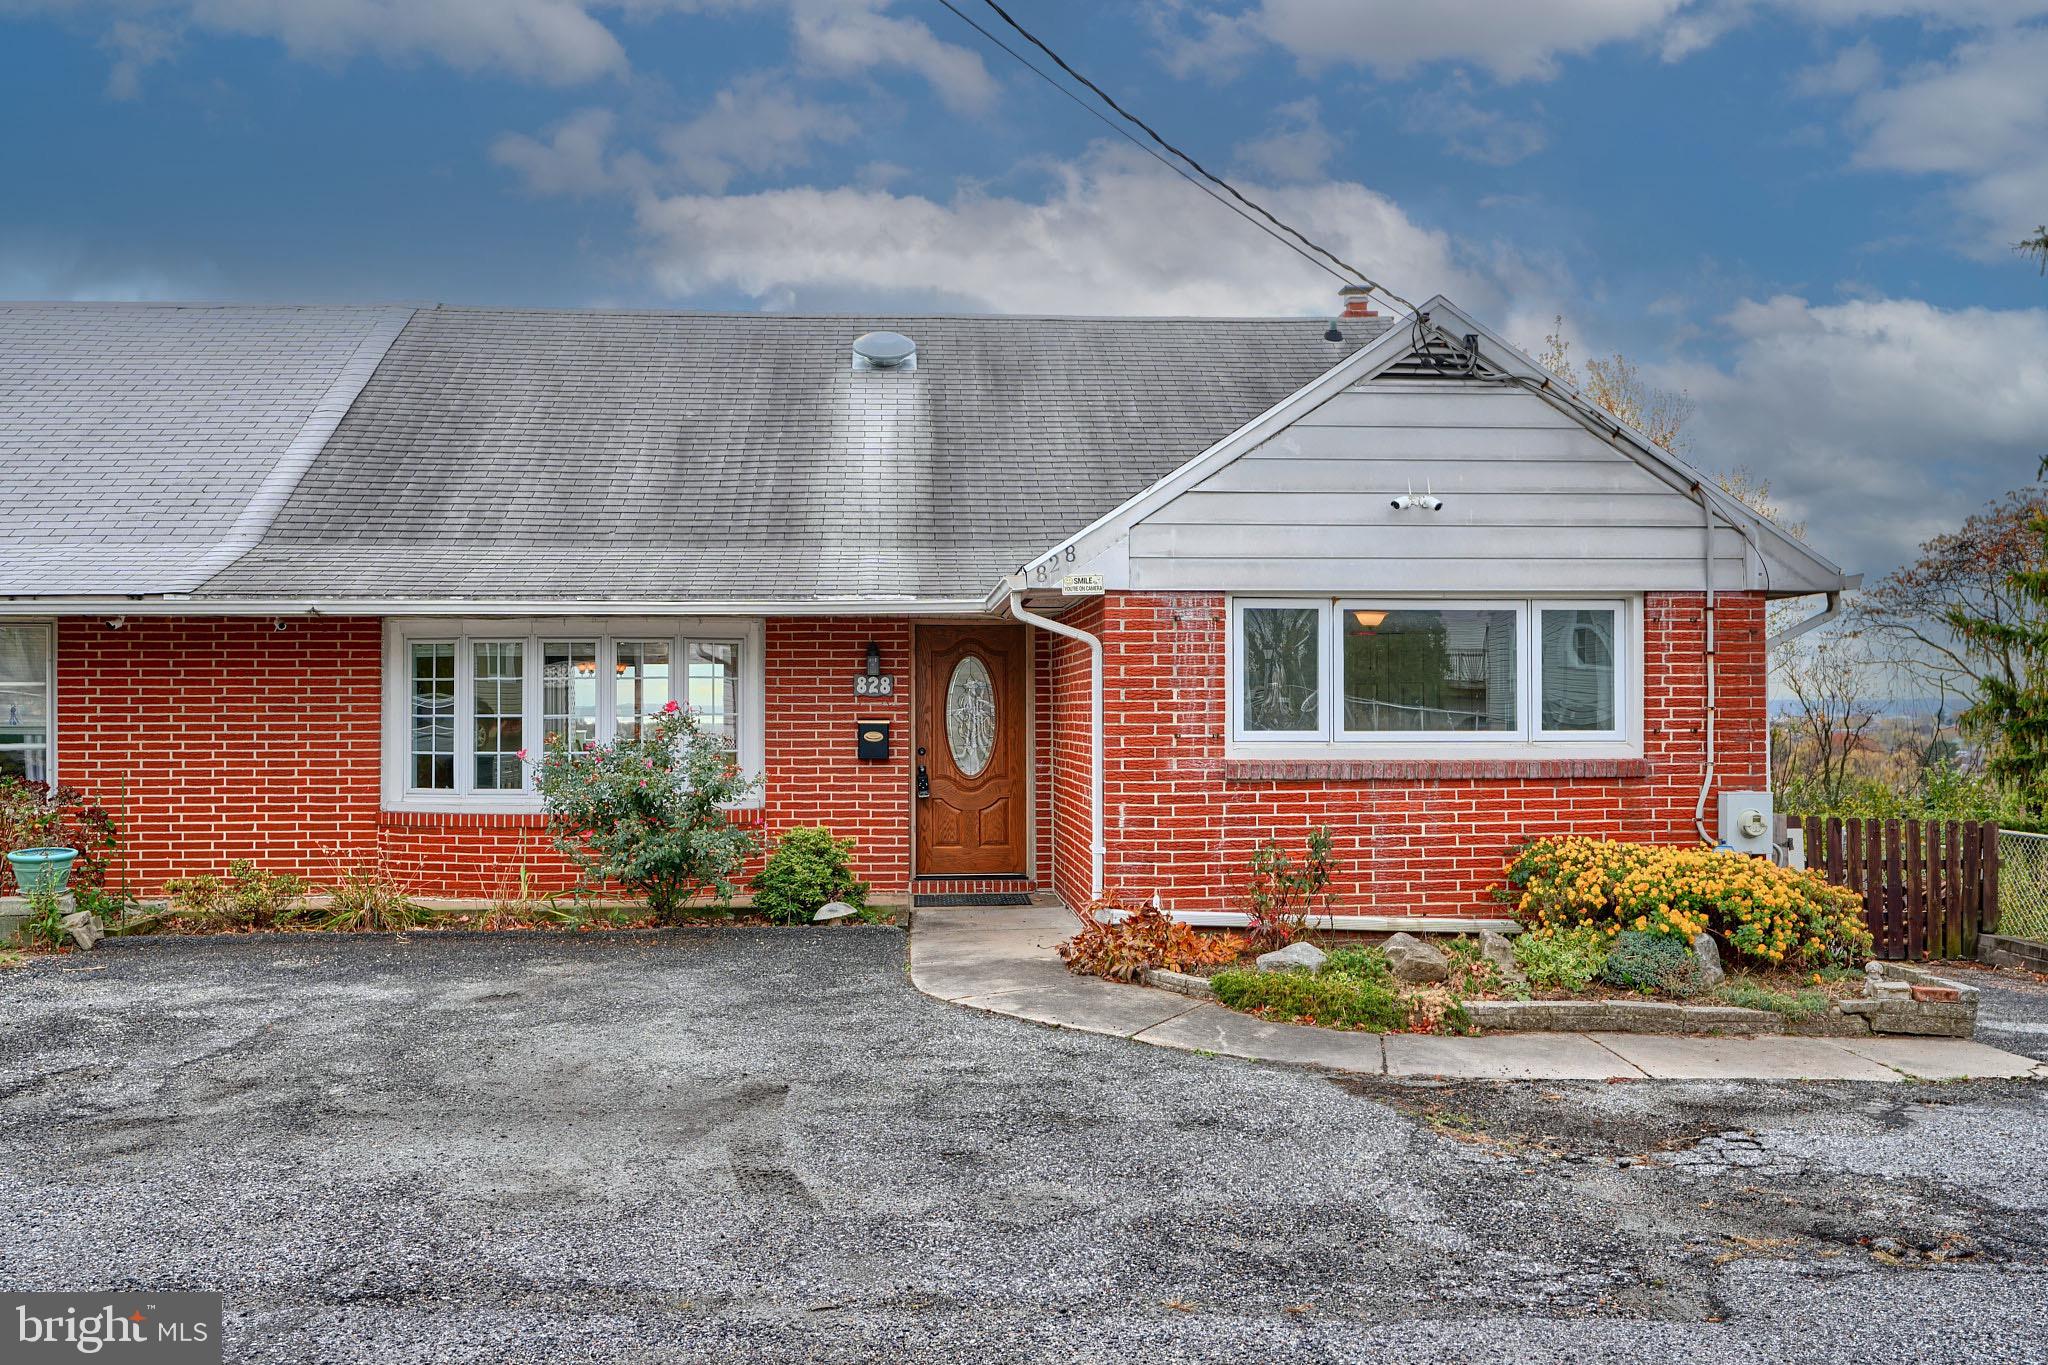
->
[915,624,1028,877]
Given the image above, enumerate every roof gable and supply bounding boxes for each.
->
[1010,296,1853,600]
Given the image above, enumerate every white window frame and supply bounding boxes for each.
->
[1532,599,1628,744]
[0,619,56,785]
[1229,598,1334,742]
[381,617,765,813]
[1227,596,1640,759]
[1335,598,1527,744]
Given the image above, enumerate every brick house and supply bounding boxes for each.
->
[0,294,1855,922]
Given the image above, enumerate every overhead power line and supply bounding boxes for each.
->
[953,0,1423,317]
[929,0,1356,291]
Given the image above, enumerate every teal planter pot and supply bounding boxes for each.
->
[7,846,78,894]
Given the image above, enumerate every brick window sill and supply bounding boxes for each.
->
[378,806,766,830]
[1223,757,1651,783]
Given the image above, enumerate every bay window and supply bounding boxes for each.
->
[1232,598,1630,749]
[0,623,52,782]
[386,619,762,809]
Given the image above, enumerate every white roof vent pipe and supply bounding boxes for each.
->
[852,330,917,371]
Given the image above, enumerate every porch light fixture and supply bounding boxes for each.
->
[1351,610,1387,630]
[865,640,883,679]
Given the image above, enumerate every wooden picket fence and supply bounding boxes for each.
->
[1785,816,2000,960]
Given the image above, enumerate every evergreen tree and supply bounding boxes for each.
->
[1950,504,2048,811]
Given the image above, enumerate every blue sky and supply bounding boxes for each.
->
[3,0,2046,582]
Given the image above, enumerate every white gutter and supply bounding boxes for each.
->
[1693,485,1720,844]
[0,596,994,618]
[1007,590,1104,901]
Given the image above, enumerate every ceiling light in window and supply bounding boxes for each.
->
[1352,610,1388,630]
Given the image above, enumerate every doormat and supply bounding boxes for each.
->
[913,892,1034,907]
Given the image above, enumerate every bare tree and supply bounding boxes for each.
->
[1774,630,1885,807]
[1854,486,2048,700]
[1534,317,1693,453]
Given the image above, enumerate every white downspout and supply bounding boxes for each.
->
[1007,592,1105,902]
[1693,485,1719,844]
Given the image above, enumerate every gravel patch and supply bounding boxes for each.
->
[3,929,2046,1362]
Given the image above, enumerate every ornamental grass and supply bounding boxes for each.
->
[1496,835,1872,969]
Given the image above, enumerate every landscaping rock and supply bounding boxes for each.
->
[60,911,102,950]
[1256,941,1325,974]
[1690,933,1725,988]
[1478,930,1523,981]
[813,901,860,923]
[1381,932,1449,984]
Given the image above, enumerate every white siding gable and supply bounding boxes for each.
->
[1126,378,1752,595]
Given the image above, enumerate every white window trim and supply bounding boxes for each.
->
[1229,598,1333,742]
[1532,599,1628,744]
[1227,595,1641,760]
[0,618,56,785]
[381,617,766,814]
[1335,597,1528,743]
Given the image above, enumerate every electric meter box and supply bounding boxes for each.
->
[1718,790,1775,856]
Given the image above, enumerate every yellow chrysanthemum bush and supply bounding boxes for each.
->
[1495,836,1872,969]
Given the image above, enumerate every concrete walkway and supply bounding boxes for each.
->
[909,906,2047,1083]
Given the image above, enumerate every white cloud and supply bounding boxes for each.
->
[1834,26,2048,251]
[101,17,179,98]
[630,141,1522,316]
[659,71,860,192]
[788,1,998,114]
[1159,0,2048,82]
[1400,76,1548,166]
[1665,293,2048,574]
[491,108,631,197]
[1231,98,1339,182]
[4,0,629,85]
[1163,0,1690,82]
[1791,38,1881,97]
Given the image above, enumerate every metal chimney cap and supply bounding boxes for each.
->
[852,330,917,370]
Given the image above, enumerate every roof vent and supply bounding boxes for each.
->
[852,330,917,371]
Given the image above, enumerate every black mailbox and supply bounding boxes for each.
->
[857,720,891,761]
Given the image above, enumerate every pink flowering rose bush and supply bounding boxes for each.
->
[531,700,762,921]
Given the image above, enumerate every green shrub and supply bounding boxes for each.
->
[533,701,762,921]
[164,860,306,930]
[1498,835,1871,968]
[15,885,72,950]
[1210,965,1407,1031]
[1244,827,1336,951]
[751,826,870,926]
[1512,926,1609,992]
[1319,944,1392,985]
[313,866,428,932]
[1599,929,1702,994]
[1713,978,1832,1021]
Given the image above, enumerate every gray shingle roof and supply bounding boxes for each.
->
[0,302,415,596]
[205,307,1386,602]
[0,303,1387,604]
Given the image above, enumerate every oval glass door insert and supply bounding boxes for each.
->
[945,655,997,777]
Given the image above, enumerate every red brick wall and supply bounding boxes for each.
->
[55,616,385,891]
[51,614,941,899]
[1046,591,1768,917]
[764,617,913,893]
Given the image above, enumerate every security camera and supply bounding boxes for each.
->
[1390,492,1446,512]
[1417,494,1444,512]
[1388,495,1406,510]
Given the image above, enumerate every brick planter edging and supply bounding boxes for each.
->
[1141,968,1215,1000]
[1460,999,1788,1035]
[1979,933,2048,975]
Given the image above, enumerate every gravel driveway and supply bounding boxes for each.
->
[3,928,2047,1363]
